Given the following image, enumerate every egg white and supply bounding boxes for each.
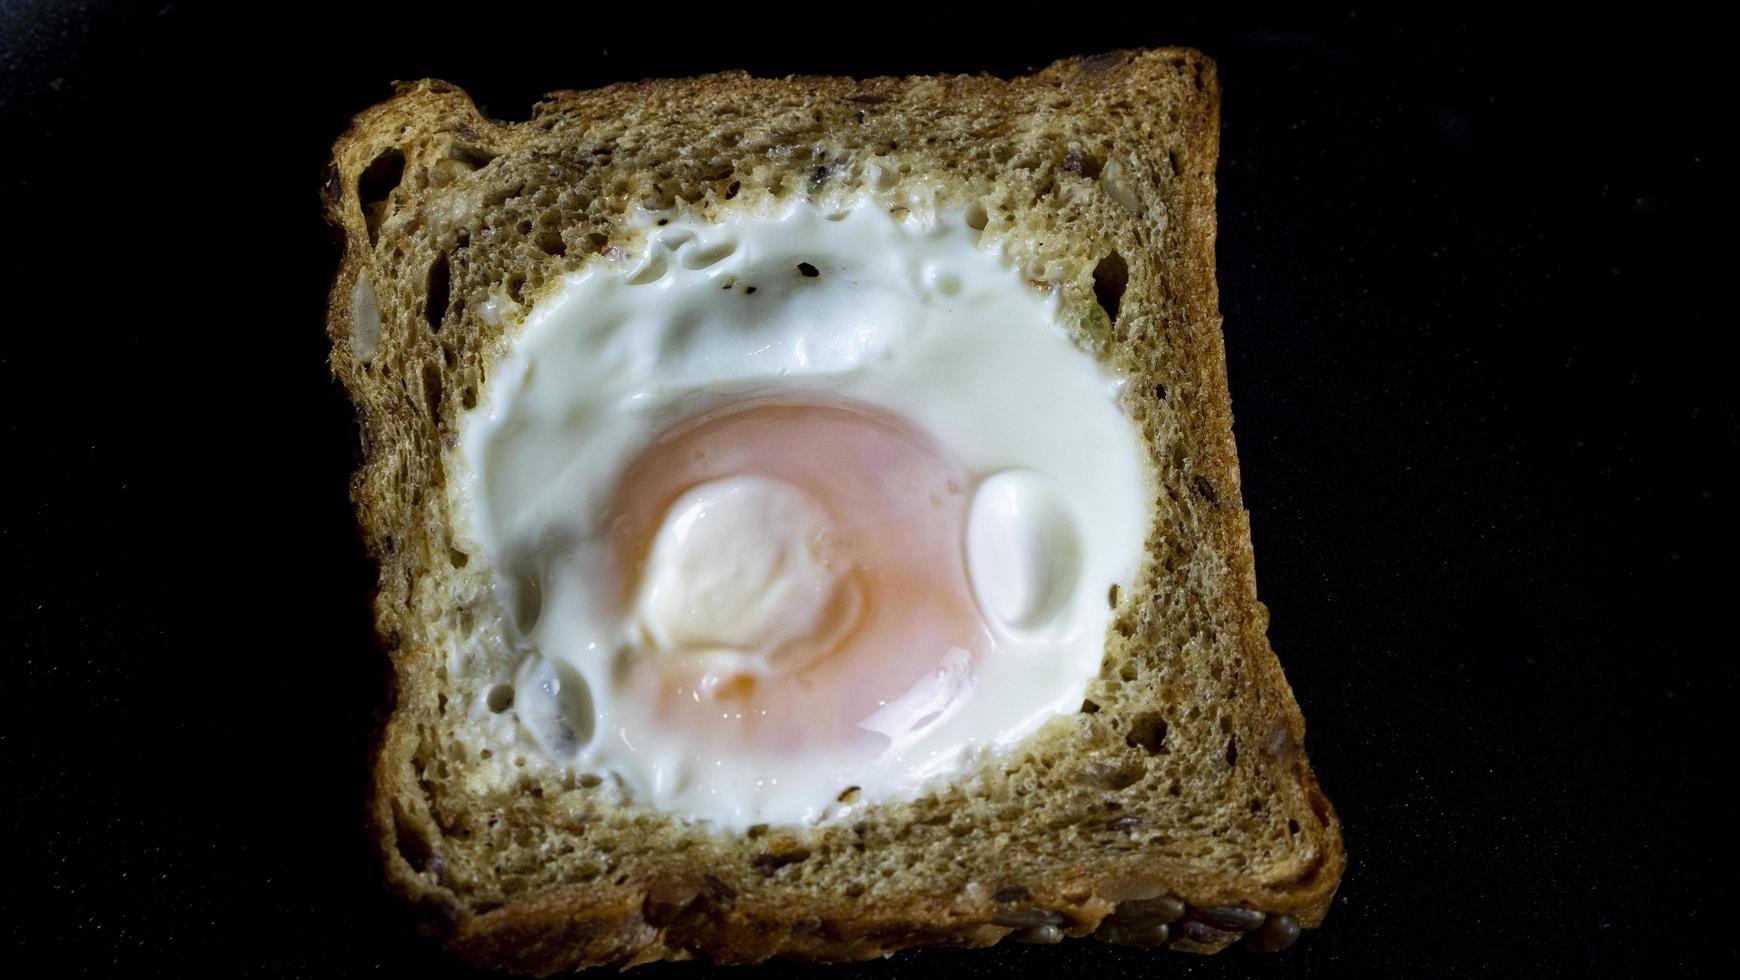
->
[453,200,1149,828]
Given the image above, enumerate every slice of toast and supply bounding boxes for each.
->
[322,48,1344,973]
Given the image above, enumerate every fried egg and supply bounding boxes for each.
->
[455,200,1149,827]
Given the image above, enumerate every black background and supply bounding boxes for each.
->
[3,2,1732,976]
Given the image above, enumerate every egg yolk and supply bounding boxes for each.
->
[604,393,990,755]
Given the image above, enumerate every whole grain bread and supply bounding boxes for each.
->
[321,48,1344,974]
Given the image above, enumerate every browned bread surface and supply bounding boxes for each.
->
[322,47,1344,974]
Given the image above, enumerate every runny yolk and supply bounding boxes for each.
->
[603,393,991,756]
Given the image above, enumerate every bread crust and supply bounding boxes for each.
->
[324,48,1344,973]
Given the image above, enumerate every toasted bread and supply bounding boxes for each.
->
[322,48,1344,973]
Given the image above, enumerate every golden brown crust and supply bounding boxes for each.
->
[324,48,1344,972]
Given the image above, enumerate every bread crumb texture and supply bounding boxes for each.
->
[322,48,1344,973]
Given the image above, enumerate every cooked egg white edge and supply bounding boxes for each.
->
[450,201,1150,828]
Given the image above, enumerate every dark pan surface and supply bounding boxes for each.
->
[3,3,1731,976]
